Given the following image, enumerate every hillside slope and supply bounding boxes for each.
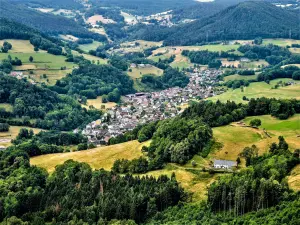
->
[0,1,106,41]
[159,1,300,45]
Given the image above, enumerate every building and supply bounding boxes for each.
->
[213,159,237,169]
[0,145,6,151]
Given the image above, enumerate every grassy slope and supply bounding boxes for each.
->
[128,66,163,79]
[209,79,300,103]
[81,96,117,110]
[30,140,148,173]
[0,126,43,147]
[224,74,258,82]
[78,41,103,52]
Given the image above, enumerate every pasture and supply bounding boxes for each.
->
[0,39,39,53]
[128,66,163,79]
[224,74,258,82]
[288,165,300,192]
[208,79,300,103]
[78,41,103,52]
[31,140,147,173]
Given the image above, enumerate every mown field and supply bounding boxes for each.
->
[81,96,117,110]
[0,126,43,147]
[128,66,163,79]
[209,79,300,103]
[31,140,147,173]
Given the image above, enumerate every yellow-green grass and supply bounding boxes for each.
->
[288,165,300,192]
[25,69,73,85]
[121,11,138,25]
[224,74,258,82]
[59,34,79,42]
[71,50,108,64]
[0,40,40,53]
[81,96,117,110]
[289,48,300,54]
[282,64,300,68]
[205,114,300,165]
[209,79,300,103]
[31,140,147,173]
[144,167,220,201]
[263,39,300,47]
[78,41,103,52]
[211,126,267,161]
[0,103,13,112]
[0,126,43,147]
[0,52,76,70]
[243,114,300,150]
[170,54,194,70]
[128,66,163,79]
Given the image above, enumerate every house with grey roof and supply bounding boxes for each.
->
[213,159,237,169]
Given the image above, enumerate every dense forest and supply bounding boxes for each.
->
[0,1,107,41]
[135,1,300,45]
[0,75,101,131]
[52,63,135,101]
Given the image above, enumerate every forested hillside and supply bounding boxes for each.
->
[137,1,300,45]
[0,1,106,41]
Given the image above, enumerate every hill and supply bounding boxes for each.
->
[139,1,300,45]
[0,1,106,41]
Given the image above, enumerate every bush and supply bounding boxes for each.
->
[292,71,300,80]
[250,118,261,127]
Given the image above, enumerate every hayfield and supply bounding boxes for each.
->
[81,96,117,110]
[208,79,300,103]
[262,38,300,47]
[87,15,116,25]
[0,126,43,147]
[288,165,300,192]
[31,140,148,173]
[0,40,40,53]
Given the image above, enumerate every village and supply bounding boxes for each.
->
[82,69,224,144]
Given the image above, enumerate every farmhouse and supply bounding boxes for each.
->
[213,159,237,169]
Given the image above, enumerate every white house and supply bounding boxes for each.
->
[213,159,237,169]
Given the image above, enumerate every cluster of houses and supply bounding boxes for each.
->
[9,71,36,84]
[81,69,223,145]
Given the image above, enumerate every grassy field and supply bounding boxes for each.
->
[81,96,117,110]
[263,39,300,47]
[209,79,300,103]
[0,40,39,53]
[224,74,258,82]
[0,126,43,147]
[31,140,147,173]
[78,41,103,52]
[288,165,300,192]
[128,66,163,79]
[0,103,13,112]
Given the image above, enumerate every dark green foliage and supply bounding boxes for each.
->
[0,122,9,132]
[0,1,107,41]
[148,2,300,45]
[208,137,299,215]
[85,7,124,22]
[238,70,255,76]
[0,75,102,131]
[54,63,134,101]
[182,50,219,65]
[109,55,129,71]
[238,44,291,64]
[160,67,189,88]
[112,157,149,174]
[292,71,300,80]
[249,118,261,127]
[147,117,212,167]
[1,41,12,53]
[0,146,186,224]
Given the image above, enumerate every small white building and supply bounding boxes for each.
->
[213,159,237,169]
[0,145,6,151]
